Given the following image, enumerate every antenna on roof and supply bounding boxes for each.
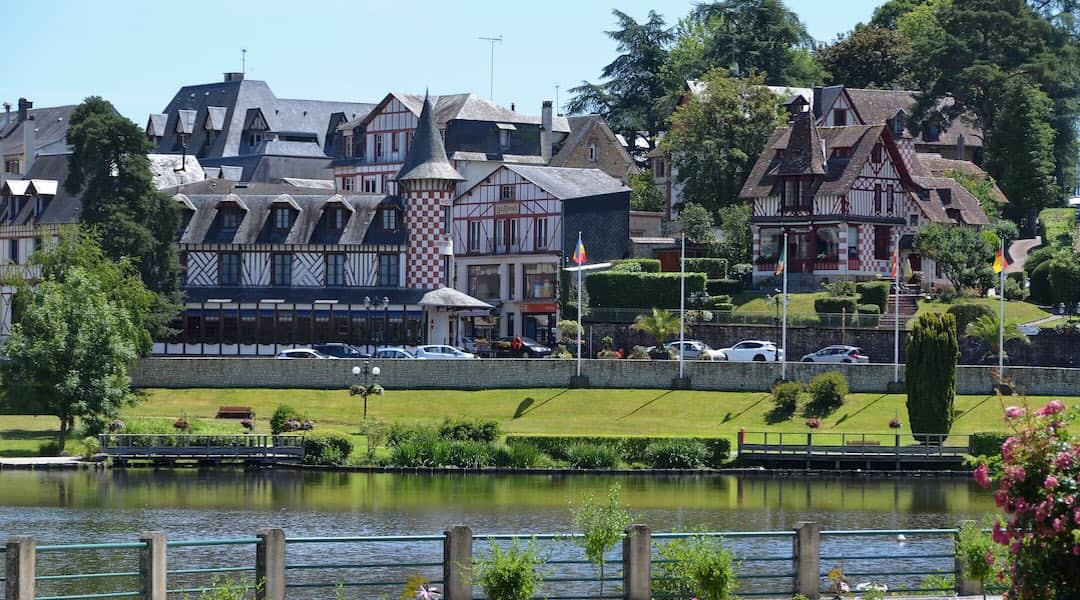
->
[242,49,247,75]
[478,35,502,100]
[555,84,560,114]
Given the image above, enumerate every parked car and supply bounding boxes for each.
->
[312,343,371,359]
[413,345,476,359]
[714,340,784,362]
[276,348,335,359]
[492,336,553,358]
[373,347,418,359]
[664,340,726,360]
[801,345,869,364]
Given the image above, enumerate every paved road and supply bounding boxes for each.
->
[1007,236,1042,273]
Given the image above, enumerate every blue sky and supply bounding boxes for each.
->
[1,0,877,123]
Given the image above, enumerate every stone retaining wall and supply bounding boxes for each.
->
[131,357,1080,396]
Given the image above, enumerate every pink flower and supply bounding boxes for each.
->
[1002,437,1017,462]
[974,463,991,488]
[1035,400,1066,417]
[1053,517,1065,533]
[1056,452,1073,469]
[1004,465,1026,483]
[1045,475,1060,490]
[993,522,1009,544]
[1074,546,1080,556]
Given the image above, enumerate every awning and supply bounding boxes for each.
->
[495,123,517,131]
[418,287,494,310]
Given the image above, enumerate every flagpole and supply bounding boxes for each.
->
[999,237,1005,379]
[781,232,788,380]
[894,232,900,384]
[576,232,583,378]
[679,233,685,380]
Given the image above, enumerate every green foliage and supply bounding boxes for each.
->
[610,261,642,273]
[270,405,302,435]
[915,223,995,291]
[629,170,666,212]
[856,281,891,312]
[820,279,857,297]
[713,203,753,264]
[439,440,495,468]
[1026,247,1080,304]
[654,534,739,600]
[945,168,1003,219]
[905,313,959,442]
[565,443,621,469]
[918,571,955,596]
[472,538,547,600]
[505,435,731,466]
[813,296,858,316]
[358,417,388,463]
[631,308,682,346]
[965,314,1029,360]
[492,443,545,468]
[629,346,650,359]
[611,258,662,273]
[556,320,583,343]
[857,304,882,317]
[437,417,501,443]
[705,295,733,309]
[771,381,802,415]
[81,436,101,460]
[685,258,729,278]
[1003,276,1027,301]
[38,441,61,457]
[946,303,995,337]
[662,71,786,211]
[706,279,744,296]
[806,372,849,417]
[970,431,1009,458]
[643,438,709,468]
[302,433,354,466]
[571,483,633,599]
[196,576,261,600]
[815,24,914,89]
[956,520,1008,589]
[680,202,716,243]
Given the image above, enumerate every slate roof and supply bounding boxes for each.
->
[5,155,81,225]
[198,154,333,183]
[742,124,885,199]
[148,154,205,189]
[0,105,77,157]
[911,176,991,225]
[839,88,983,148]
[549,115,636,172]
[395,95,463,182]
[147,113,168,137]
[917,154,1007,204]
[778,112,826,176]
[500,165,629,199]
[342,92,570,133]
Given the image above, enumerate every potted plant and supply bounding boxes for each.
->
[631,308,680,360]
[173,417,190,431]
[240,418,255,431]
[805,418,821,429]
[597,335,620,359]
[888,417,902,429]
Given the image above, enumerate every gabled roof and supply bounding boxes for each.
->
[778,111,826,176]
[918,154,1007,204]
[342,91,570,133]
[0,104,77,158]
[500,165,628,199]
[395,95,463,182]
[549,115,636,171]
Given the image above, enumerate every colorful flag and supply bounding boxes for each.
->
[572,235,587,265]
[891,247,899,279]
[775,244,786,276]
[993,246,1010,274]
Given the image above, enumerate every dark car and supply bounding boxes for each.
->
[312,343,371,359]
[492,336,553,358]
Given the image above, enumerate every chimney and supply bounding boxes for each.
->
[811,87,822,118]
[22,115,35,176]
[223,72,244,82]
[17,98,31,122]
[3,102,10,123]
[541,100,553,164]
[957,134,966,160]
[510,102,515,112]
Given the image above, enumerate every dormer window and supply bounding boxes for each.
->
[221,207,241,232]
[588,142,597,162]
[382,207,398,231]
[831,147,852,159]
[344,134,354,158]
[244,109,269,148]
[940,188,952,205]
[923,123,940,142]
[329,206,348,232]
[248,131,264,147]
[273,206,293,232]
[833,109,847,126]
[499,130,510,151]
[871,144,883,164]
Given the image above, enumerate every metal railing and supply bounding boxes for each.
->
[582,308,881,328]
[98,434,305,463]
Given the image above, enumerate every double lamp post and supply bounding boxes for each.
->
[351,361,382,420]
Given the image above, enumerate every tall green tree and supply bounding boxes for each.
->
[914,222,996,291]
[661,70,785,211]
[566,10,673,148]
[905,312,959,443]
[629,170,665,212]
[714,203,753,264]
[814,25,914,88]
[870,0,934,28]
[1,233,152,450]
[679,203,716,244]
[65,96,181,318]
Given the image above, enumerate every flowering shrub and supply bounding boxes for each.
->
[805,418,821,429]
[239,418,254,431]
[888,418,902,429]
[107,420,125,433]
[173,418,189,430]
[974,399,1080,598]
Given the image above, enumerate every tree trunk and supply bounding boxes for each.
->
[57,412,69,451]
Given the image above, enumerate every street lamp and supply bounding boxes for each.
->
[363,296,371,353]
[350,361,382,420]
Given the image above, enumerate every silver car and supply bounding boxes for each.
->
[373,347,419,359]
[276,348,335,359]
[801,345,869,364]
[664,340,726,360]
[413,345,476,359]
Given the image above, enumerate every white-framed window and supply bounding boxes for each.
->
[509,218,520,250]
[325,253,345,286]
[330,206,347,231]
[248,131,262,147]
[344,135,354,157]
[392,132,400,153]
[363,177,378,193]
[443,207,452,234]
[374,134,384,159]
[910,214,919,226]
[468,221,482,252]
[499,130,510,151]
[382,208,398,231]
[588,142,597,162]
[342,176,354,191]
[378,254,399,286]
[273,207,292,231]
[534,217,549,250]
[500,185,514,200]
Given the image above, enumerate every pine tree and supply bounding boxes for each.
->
[905,313,959,444]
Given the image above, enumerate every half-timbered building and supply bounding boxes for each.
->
[741,110,992,289]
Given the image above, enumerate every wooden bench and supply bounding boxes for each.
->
[845,440,881,446]
[216,406,254,419]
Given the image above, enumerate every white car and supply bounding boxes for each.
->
[276,348,335,359]
[373,347,419,359]
[801,345,869,364]
[714,340,784,362]
[664,340,726,360]
[413,345,476,359]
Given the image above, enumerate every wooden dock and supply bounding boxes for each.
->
[736,431,971,470]
[99,434,304,466]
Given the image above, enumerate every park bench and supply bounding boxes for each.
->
[844,440,881,446]
[216,406,255,419]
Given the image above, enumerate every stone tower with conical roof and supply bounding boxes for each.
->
[396,94,463,289]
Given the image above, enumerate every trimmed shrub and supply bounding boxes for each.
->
[821,280,858,297]
[684,258,729,279]
[806,371,848,417]
[857,303,882,326]
[303,433,354,466]
[856,281,891,312]
[566,443,621,469]
[441,440,494,468]
[970,432,1010,458]
[438,418,501,443]
[643,439,709,468]
[505,436,731,467]
[906,313,959,443]
[813,296,858,316]
[270,404,302,435]
[706,278,744,296]
[705,295,732,309]
[493,443,544,468]
[946,303,994,337]
[612,258,661,272]
[586,272,707,309]
[772,381,801,414]
[857,304,881,315]
[713,302,735,313]
[1003,277,1027,301]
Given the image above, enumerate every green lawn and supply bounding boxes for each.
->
[733,291,824,316]
[1040,207,1076,245]
[0,415,62,457]
[915,298,1050,327]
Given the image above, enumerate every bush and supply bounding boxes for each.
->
[270,405,303,435]
[813,296,858,316]
[505,436,731,467]
[473,539,547,600]
[654,535,738,600]
[611,258,661,272]
[712,302,735,313]
[906,313,958,443]
[586,271,707,309]
[821,279,857,297]
[493,443,544,468]
[566,443,621,469]
[771,381,801,415]
[685,258,729,279]
[705,294,732,309]
[643,439,709,468]
[81,436,101,459]
[628,345,650,359]
[857,304,881,316]
[856,303,882,326]
[1003,277,1027,301]
[706,278,744,296]
[302,433,354,466]
[806,372,848,417]
[969,431,1009,458]
[856,281,891,312]
[946,303,995,337]
[38,441,61,457]
[438,418,501,443]
[441,440,494,468]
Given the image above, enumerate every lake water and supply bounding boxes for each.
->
[0,469,995,598]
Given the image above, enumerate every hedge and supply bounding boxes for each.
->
[586,272,707,309]
[612,258,661,273]
[946,303,995,336]
[705,295,732,309]
[856,304,881,326]
[707,278,745,296]
[505,435,731,466]
[856,281,891,312]
[857,304,881,315]
[969,432,1009,458]
[303,433,355,466]
[684,258,729,279]
[813,296,858,315]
